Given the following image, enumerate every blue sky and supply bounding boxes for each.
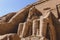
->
[0,0,37,17]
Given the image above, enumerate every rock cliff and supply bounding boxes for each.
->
[0,0,60,40]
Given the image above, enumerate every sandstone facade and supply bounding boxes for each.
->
[0,0,60,40]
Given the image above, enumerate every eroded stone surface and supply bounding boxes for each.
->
[0,0,60,40]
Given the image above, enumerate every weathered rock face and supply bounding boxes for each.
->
[0,12,16,23]
[0,0,60,40]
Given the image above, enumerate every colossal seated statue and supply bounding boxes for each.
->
[0,0,60,40]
